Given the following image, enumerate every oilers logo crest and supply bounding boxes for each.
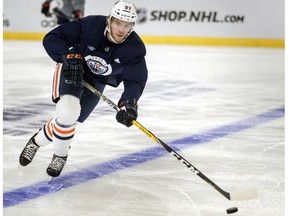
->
[84,55,112,76]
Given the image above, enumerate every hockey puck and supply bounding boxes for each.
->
[226,207,238,214]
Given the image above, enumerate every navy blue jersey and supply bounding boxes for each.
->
[43,15,148,102]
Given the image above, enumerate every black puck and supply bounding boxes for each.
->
[226,207,238,214]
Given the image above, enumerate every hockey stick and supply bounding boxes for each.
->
[81,79,258,201]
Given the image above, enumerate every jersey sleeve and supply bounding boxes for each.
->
[42,20,81,62]
[120,58,148,101]
[119,34,148,102]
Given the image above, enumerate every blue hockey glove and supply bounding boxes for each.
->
[60,52,84,87]
[116,98,138,127]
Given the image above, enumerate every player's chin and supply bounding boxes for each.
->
[114,35,125,43]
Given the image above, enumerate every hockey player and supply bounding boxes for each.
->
[41,0,85,24]
[19,0,147,177]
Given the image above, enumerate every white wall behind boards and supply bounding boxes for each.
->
[3,0,284,40]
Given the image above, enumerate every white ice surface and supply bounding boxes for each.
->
[3,41,285,216]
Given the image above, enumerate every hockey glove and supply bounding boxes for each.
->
[116,98,138,127]
[41,1,51,17]
[60,52,84,87]
[73,10,82,19]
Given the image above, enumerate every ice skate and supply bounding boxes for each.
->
[46,154,67,177]
[19,133,40,166]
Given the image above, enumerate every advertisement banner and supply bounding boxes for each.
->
[3,0,284,46]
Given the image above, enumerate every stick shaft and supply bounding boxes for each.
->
[132,120,231,200]
[81,79,257,201]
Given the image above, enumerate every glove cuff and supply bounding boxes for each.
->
[59,51,82,63]
[118,98,138,109]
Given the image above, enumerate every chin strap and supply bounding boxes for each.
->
[104,25,120,44]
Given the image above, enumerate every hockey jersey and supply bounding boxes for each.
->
[43,15,148,102]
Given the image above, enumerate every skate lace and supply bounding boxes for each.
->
[23,144,38,160]
[49,157,66,170]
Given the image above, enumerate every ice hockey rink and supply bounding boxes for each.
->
[3,40,285,215]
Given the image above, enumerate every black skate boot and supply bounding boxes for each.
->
[46,154,67,177]
[19,133,40,166]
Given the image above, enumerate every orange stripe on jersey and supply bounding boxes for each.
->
[53,64,62,100]
[54,124,75,135]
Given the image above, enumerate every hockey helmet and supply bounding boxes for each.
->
[109,0,137,23]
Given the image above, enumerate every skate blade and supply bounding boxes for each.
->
[47,176,64,191]
[48,176,53,183]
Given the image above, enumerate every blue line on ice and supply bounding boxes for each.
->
[3,106,284,208]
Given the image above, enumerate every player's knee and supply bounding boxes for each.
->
[55,95,81,125]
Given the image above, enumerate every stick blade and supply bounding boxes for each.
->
[229,188,258,201]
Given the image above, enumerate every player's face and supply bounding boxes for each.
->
[109,18,133,43]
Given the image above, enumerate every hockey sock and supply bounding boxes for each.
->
[52,119,76,157]
[34,118,55,147]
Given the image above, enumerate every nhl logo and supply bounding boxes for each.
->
[137,8,147,24]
